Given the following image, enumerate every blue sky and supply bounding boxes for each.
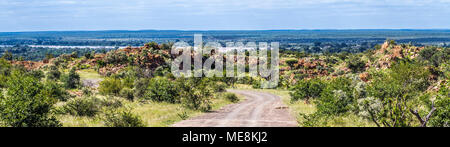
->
[1,0,450,32]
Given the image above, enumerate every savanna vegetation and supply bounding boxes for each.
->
[0,39,448,127]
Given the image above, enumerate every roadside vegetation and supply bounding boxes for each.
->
[0,40,448,127]
[0,42,240,127]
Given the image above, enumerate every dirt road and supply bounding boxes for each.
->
[172,90,298,127]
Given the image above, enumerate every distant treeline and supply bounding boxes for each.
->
[0,45,113,61]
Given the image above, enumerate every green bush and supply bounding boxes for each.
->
[99,77,123,96]
[133,78,149,99]
[102,108,145,127]
[60,97,101,117]
[347,55,366,73]
[62,67,81,89]
[144,77,179,103]
[285,58,298,67]
[0,71,61,127]
[290,78,325,103]
[176,78,212,111]
[0,58,11,88]
[43,81,70,101]
[211,82,227,93]
[82,87,92,97]
[224,93,239,103]
[28,70,45,79]
[100,97,123,109]
[120,87,134,101]
[359,61,433,127]
[316,77,354,115]
[47,65,61,80]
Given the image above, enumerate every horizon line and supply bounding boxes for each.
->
[2,28,450,33]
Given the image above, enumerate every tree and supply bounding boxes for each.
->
[359,61,432,127]
[0,71,61,127]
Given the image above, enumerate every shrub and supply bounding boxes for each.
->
[285,59,298,67]
[43,81,70,101]
[28,70,45,79]
[418,46,437,61]
[290,78,325,103]
[62,67,81,89]
[133,78,149,99]
[60,97,101,117]
[211,82,227,92]
[99,77,123,96]
[119,88,134,101]
[100,97,123,109]
[0,71,61,127]
[102,108,145,127]
[316,77,354,115]
[347,55,366,73]
[224,93,239,103]
[82,87,92,97]
[47,65,61,80]
[144,77,179,103]
[176,78,212,111]
[358,61,433,127]
[0,58,11,88]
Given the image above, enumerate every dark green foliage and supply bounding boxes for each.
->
[2,51,13,60]
[285,59,298,67]
[119,88,134,101]
[28,70,45,79]
[316,77,354,115]
[82,87,92,97]
[0,45,112,61]
[102,109,145,127]
[426,84,449,127]
[419,46,437,61]
[62,67,81,89]
[47,65,61,80]
[100,97,123,109]
[43,81,70,101]
[360,61,432,127]
[0,58,11,88]
[224,93,239,103]
[290,78,325,103]
[419,47,449,67]
[133,78,149,99]
[347,55,366,73]
[60,97,101,117]
[176,77,213,111]
[144,77,179,103]
[104,51,128,65]
[0,71,61,127]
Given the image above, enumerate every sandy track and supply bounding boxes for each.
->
[172,90,298,127]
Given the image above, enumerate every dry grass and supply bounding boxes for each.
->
[78,69,103,80]
[56,93,237,127]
